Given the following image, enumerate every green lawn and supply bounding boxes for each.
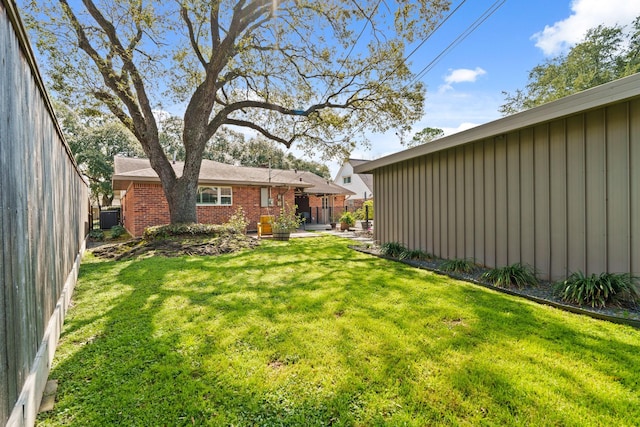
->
[39,236,640,426]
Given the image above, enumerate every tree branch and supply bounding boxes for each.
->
[224,118,295,148]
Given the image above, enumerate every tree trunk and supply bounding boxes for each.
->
[166,175,199,224]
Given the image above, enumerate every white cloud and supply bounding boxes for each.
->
[445,67,487,84]
[439,67,487,92]
[442,122,480,136]
[532,0,640,56]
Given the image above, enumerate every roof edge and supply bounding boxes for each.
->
[355,73,640,173]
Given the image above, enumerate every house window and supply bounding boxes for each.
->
[343,176,352,184]
[197,186,232,205]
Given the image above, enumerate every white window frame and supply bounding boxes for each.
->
[343,176,352,184]
[197,186,233,206]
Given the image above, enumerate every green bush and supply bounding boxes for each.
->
[354,200,374,221]
[110,224,126,238]
[380,241,406,258]
[440,258,476,274]
[481,263,538,289]
[88,229,104,241]
[554,271,640,308]
[226,207,249,233]
[400,249,433,261]
[339,211,356,227]
[143,223,237,240]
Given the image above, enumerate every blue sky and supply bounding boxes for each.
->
[337,0,640,174]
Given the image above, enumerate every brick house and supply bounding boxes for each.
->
[113,157,353,236]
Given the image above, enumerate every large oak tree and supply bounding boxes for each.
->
[25,0,449,223]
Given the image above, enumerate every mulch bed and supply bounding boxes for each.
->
[90,234,259,260]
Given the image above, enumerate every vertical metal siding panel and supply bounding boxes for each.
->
[383,166,390,244]
[566,114,587,274]
[440,152,449,258]
[399,163,406,245]
[455,146,465,259]
[474,141,485,264]
[534,125,551,280]
[606,103,630,273]
[407,160,415,248]
[433,153,441,257]
[549,120,568,280]
[394,163,401,244]
[414,158,422,250]
[520,128,535,267]
[418,156,427,251]
[495,136,508,267]
[464,145,475,259]
[585,110,607,274]
[507,132,521,264]
[484,140,496,268]
[426,155,434,254]
[630,99,640,276]
[448,149,457,258]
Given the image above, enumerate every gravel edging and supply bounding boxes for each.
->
[350,245,640,329]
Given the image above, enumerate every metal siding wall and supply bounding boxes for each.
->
[550,120,568,279]
[631,99,640,276]
[495,136,508,267]
[473,141,485,264]
[484,141,496,268]
[372,99,639,281]
[455,146,465,259]
[585,110,607,274]
[432,153,441,256]
[507,133,521,264]
[566,115,587,274]
[534,125,551,278]
[464,145,475,258]
[520,129,535,267]
[606,103,630,273]
[425,156,434,254]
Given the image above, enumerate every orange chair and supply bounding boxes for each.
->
[257,215,274,238]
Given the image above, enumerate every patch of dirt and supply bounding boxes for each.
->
[91,234,259,260]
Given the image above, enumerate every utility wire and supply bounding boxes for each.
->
[408,0,507,86]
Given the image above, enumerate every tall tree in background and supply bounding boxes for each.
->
[500,17,640,115]
[24,0,449,224]
[408,126,444,147]
[55,102,144,208]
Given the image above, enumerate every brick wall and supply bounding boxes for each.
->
[121,181,296,237]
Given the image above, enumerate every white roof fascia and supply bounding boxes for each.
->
[355,73,640,173]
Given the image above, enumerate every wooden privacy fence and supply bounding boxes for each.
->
[1,1,89,425]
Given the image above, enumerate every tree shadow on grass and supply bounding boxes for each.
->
[38,238,640,426]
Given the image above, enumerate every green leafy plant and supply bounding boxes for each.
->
[143,223,236,240]
[380,241,406,258]
[88,228,105,241]
[554,272,640,308]
[272,203,304,233]
[110,224,125,238]
[353,200,374,221]
[400,249,432,261]
[482,263,538,289]
[440,258,476,274]
[226,207,249,234]
[339,211,356,227]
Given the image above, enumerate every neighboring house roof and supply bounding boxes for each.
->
[113,156,354,195]
[334,158,373,197]
[355,72,640,173]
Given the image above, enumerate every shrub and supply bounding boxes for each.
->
[226,207,249,234]
[143,223,235,240]
[400,249,433,261]
[110,224,126,238]
[481,263,538,289]
[440,258,476,274]
[88,229,104,241]
[339,211,356,227]
[554,271,640,308]
[354,200,374,221]
[380,241,406,258]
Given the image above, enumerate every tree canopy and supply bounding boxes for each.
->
[408,127,444,147]
[24,0,450,223]
[500,17,640,115]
